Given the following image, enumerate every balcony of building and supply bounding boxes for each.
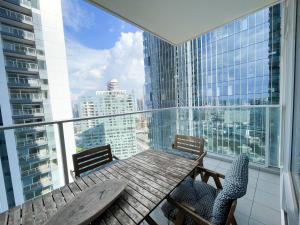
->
[5,58,39,74]
[0,106,284,225]
[0,24,34,45]
[7,76,41,89]
[0,0,31,15]
[11,106,44,117]
[3,41,36,59]
[0,6,33,30]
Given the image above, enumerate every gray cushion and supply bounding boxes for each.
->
[165,149,198,160]
[162,177,217,225]
[162,154,249,225]
[211,154,249,225]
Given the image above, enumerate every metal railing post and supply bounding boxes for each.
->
[57,122,69,185]
[265,107,270,167]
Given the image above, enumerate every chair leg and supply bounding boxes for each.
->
[231,216,238,225]
[174,210,185,225]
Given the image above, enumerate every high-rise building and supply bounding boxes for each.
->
[76,79,137,159]
[0,0,75,212]
[143,4,281,166]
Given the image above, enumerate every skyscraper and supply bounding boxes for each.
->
[76,79,137,159]
[0,0,75,212]
[143,4,281,166]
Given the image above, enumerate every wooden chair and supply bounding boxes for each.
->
[172,135,207,175]
[162,154,249,225]
[70,144,118,179]
[167,168,237,225]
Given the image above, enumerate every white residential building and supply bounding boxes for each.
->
[77,79,137,159]
[0,0,75,212]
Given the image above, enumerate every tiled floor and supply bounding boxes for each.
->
[146,156,281,225]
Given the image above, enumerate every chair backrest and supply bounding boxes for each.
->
[211,154,249,225]
[173,134,204,156]
[72,144,113,177]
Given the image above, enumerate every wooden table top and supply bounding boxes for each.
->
[0,150,198,225]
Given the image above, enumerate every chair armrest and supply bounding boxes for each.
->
[167,197,214,225]
[196,151,207,164]
[70,170,78,180]
[113,155,119,160]
[197,166,225,179]
[197,166,225,189]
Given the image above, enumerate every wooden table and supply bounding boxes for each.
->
[0,150,198,225]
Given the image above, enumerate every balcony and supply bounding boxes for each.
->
[0,6,33,29]
[0,24,34,44]
[8,77,40,88]
[5,58,38,73]
[16,136,48,148]
[3,41,36,59]
[4,0,31,8]
[12,107,44,117]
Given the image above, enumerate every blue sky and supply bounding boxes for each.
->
[62,0,145,101]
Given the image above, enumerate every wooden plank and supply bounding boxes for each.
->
[20,201,33,225]
[144,150,197,171]
[134,154,189,175]
[127,157,182,182]
[45,180,127,225]
[52,189,66,210]
[88,172,145,224]
[136,151,191,171]
[148,150,198,166]
[75,177,89,191]
[75,145,110,159]
[7,206,20,225]
[113,163,170,194]
[117,198,144,223]
[78,159,111,175]
[118,160,174,189]
[68,182,82,197]
[0,211,8,225]
[42,192,57,219]
[109,164,165,199]
[109,205,135,225]
[144,151,196,170]
[82,175,96,187]
[88,173,102,183]
[103,210,121,225]
[32,196,47,225]
[77,150,110,163]
[60,185,75,203]
[125,158,178,185]
[98,169,156,209]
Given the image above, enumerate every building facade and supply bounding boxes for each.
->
[76,79,137,159]
[0,0,75,212]
[143,4,281,166]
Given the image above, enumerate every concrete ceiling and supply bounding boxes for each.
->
[88,0,279,45]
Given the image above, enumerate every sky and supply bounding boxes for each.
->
[61,0,145,101]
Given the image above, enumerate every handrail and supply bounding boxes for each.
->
[0,105,280,131]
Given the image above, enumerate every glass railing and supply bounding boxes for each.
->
[3,41,36,56]
[5,0,31,8]
[0,24,34,40]
[0,106,280,209]
[12,107,44,116]
[5,59,38,71]
[0,7,32,24]
[8,77,40,87]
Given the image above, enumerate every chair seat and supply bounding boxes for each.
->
[165,149,198,160]
[162,177,218,225]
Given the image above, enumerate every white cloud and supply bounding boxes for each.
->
[62,0,95,32]
[66,31,145,101]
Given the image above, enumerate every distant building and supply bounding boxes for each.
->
[0,0,76,211]
[76,79,137,159]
